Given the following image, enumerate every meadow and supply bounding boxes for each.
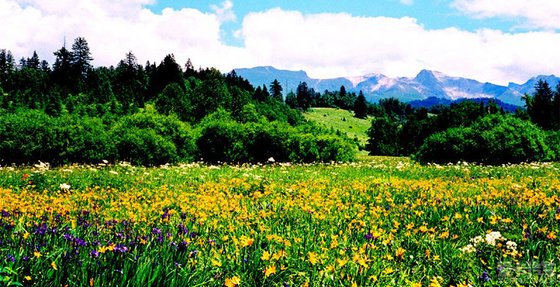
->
[304,108,370,147]
[1,158,560,286]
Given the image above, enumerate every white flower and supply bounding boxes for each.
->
[59,183,71,190]
[485,231,503,246]
[461,244,476,253]
[267,157,275,163]
[471,236,484,246]
[506,241,517,251]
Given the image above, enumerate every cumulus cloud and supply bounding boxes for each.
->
[211,0,236,22]
[239,8,560,85]
[1,1,560,85]
[0,0,246,71]
[452,0,560,30]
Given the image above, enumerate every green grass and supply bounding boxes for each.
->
[304,108,370,146]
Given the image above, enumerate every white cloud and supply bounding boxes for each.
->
[238,8,560,85]
[211,0,236,22]
[400,0,414,5]
[1,1,560,86]
[452,0,560,30]
[0,0,245,71]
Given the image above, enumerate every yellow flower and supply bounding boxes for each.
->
[24,276,32,281]
[336,258,348,268]
[224,276,241,287]
[33,251,42,258]
[429,277,442,287]
[51,261,58,270]
[547,231,557,240]
[240,236,254,248]
[264,265,276,277]
[395,247,406,259]
[261,251,270,261]
[308,252,319,265]
[212,259,222,267]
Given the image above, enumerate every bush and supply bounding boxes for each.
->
[0,109,54,164]
[415,114,552,164]
[0,110,116,165]
[196,110,355,164]
[111,108,196,165]
[50,115,117,164]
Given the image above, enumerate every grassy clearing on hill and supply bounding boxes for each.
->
[304,108,371,147]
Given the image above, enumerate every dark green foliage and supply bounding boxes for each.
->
[270,79,283,101]
[0,39,359,166]
[416,114,552,164]
[296,82,312,111]
[196,110,355,164]
[0,109,115,165]
[365,117,401,156]
[353,91,368,119]
[111,108,196,165]
[524,79,560,130]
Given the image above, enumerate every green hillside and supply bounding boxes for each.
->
[304,107,370,146]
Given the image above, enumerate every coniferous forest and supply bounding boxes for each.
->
[0,37,356,166]
[2,37,560,165]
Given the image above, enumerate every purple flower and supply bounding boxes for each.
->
[114,244,128,253]
[1,210,10,217]
[177,223,188,235]
[364,233,374,240]
[90,250,100,258]
[479,271,490,282]
[7,254,15,263]
[151,228,162,235]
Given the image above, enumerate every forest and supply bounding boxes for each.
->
[0,37,355,166]
[1,37,560,165]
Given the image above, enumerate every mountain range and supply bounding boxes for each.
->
[234,66,560,106]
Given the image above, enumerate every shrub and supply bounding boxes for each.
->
[415,114,552,164]
[111,108,196,165]
[196,110,355,164]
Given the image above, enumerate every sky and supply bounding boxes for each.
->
[2,0,560,85]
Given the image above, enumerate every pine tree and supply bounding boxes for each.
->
[354,91,368,119]
[527,79,554,130]
[270,79,283,101]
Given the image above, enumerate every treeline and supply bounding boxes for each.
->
[365,79,560,164]
[283,84,369,118]
[0,37,355,165]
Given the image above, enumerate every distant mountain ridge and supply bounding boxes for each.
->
[234,66,560,106]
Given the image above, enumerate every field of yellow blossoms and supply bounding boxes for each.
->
[1,158,560,286]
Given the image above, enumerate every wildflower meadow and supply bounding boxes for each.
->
[1,158,560,286]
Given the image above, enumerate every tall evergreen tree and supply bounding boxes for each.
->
[270,79,283,101]
[70,37,93,82]
[0,49,15,88]
[526,79,554,130]
[52,46,73,93]
[296,82,311,110]
[354,91,368,119]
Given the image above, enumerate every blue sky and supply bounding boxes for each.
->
[149,0,520,46]
[2,0,560,84]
